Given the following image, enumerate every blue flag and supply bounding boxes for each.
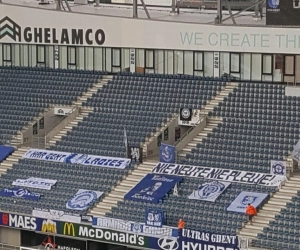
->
[124,174,182,203]
[0,188,41,201]
[145,208,164,227]
[159,144,175,163]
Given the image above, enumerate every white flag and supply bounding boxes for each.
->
[173,183,178,196]
[124,128,128,148]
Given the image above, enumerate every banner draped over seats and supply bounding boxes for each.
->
[152,162,286,186]
[0,146,14,162]
[0,188,41,201]
[12,177,57,190]
[227,191,269,213]
[23,149,131,169]
[188,181,231,202]
[124,174,182,203]
[66,189,104,211]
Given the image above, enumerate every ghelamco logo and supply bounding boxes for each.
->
[0,16,105,45]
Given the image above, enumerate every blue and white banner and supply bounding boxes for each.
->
[188,181,230,202]
[145,208,164,227]
[227,191,269,214]
[92,216,177,238]
[32,208,81,223]
[12,177,57,190]
[270,160,286,176]
[124,174,182,203]
[23,149,131,169]
[152,162,287,187]
[66,189,104,211]
[148,228,242,250]
[160,144,175,164]
[0,146,14,162]
[292,139,300,162]
[0,188,41,201]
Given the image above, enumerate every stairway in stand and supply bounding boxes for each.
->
[89,161,157,216]
[0,147,29,176]
[238,175,300,249]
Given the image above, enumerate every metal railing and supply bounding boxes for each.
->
[0,243,19,250]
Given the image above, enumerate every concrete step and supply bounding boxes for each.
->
[261,204,282,212]
[267,199,290,206]
[238,230,259,238]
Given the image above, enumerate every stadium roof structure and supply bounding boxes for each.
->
[1,0,266,26]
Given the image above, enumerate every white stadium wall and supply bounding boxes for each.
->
[111,0,172,6]
[1,4,300,82]
[0,4,300,54]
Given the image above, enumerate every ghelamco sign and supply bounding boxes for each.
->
[0,16,105,45]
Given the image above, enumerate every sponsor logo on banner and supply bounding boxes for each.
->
[0,188,41,200]
[66,189,103,211]
[92,216,177,238]
[41,219,57,234]
[158,237,179,250]
[77,225,146,246]
[0,16,105,45]
[148,228,239,250]
[42,236,57,249]
[23,149,130,169]
[1,213,38,230]
[41,236,82,250]
[160,144,175,164]
[188,181,230,202]
[12,177,57,190]
[270,160,286,176]
[32,208,81,223]
[152,162,286,187]
[124,174,182,203]
[145,208,164,227]
[63,222,76,236]
[227,191,269,213]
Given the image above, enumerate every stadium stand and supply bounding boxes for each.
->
[0,157,132,215]
[0,66,103,144]
[94,81,298,237]
[50,74,227,157]
[0,72,230,216]
[0,67,297,249]
[252,191,300,250]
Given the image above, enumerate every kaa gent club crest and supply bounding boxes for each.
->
[189,181,230,202]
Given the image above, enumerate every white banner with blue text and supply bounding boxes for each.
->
[23,149,131,169]
[12,177,57,190]
[226,191,269,214]
[66,189,104,211]
[92,216,177,238]
[188,181,230,202]
[270,160,286,176]
[152,162,286,187]
[32,208,81,223]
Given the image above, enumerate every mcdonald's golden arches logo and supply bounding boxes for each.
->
[41,219,57,234]
[63,222,75,236]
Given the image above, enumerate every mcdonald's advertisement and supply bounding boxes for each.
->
[0,213,149,248]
